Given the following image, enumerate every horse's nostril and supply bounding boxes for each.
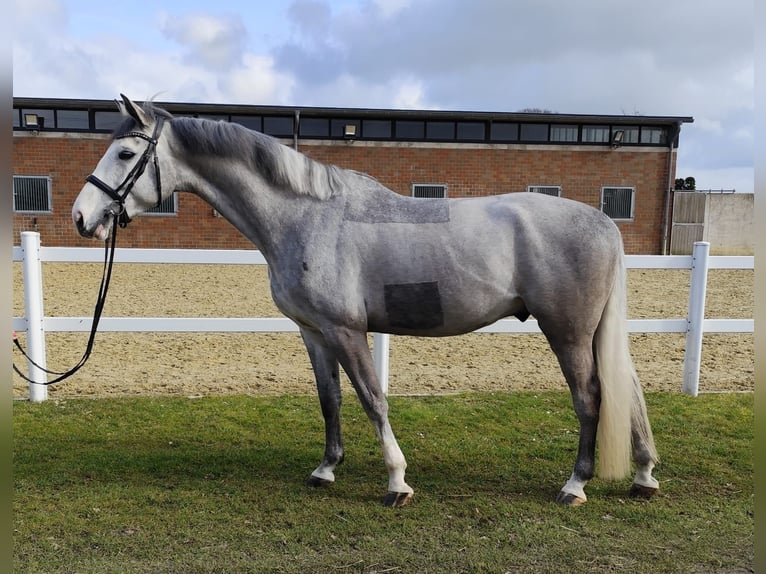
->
[73,211,88,235]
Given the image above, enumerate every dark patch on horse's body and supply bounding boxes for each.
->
[302,261,309,271]
[344,193,450,224]
[384,282,444,329]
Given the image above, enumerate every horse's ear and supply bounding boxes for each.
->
[119,94,150,128]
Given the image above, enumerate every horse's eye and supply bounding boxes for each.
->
[118,149,135,160]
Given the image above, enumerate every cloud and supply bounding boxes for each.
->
[273,0,753,115]
[159,12,248,71]
[10,0,754,192]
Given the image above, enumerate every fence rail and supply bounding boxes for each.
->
[13,232,754,402]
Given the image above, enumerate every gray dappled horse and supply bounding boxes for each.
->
[72,95,659,507]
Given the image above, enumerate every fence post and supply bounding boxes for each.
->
[682,241,710,396]
[373,333,390,394]
[21,231,48,402]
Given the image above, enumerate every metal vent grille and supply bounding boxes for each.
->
[601,187,634,219]
[144,193,177,215]
[528,185,561,197]
[412,184,447,199]
[13,176,52,212]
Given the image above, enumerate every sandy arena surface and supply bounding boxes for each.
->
[12,263,753,399]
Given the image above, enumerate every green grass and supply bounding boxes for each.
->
[13,392,752,573]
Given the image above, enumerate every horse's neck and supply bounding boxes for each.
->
[177,154,315,258]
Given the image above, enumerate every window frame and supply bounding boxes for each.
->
[600,186,635,220]
[13,175,53,213]
[141,192,178,217]
[411,183,448,199]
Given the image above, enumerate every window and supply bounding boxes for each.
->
[426,121,455,140]
[528,185,561,197]
[299,118,330,137]
[550,125,578,142]
[395,120,424,139]
[143,192,177,215]
[231,115,262,131]
[582,126,610,143]
[412,183,447,198]
[13,176,52,212]
[95,111,124,131]
[362,119,392,139]
[601,187,634,220]
[456,121,485,140]
[520,123,548,141]
[641,127,667,145]
[263,116,294,137]
[56,110,89,130]
[490,122,519,141]
[615,126,639,144]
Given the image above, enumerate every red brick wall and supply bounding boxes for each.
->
[13,133,673,253]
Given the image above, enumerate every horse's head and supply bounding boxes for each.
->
[72,94,174,240]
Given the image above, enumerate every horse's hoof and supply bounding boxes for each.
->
[556,491,586,506]
[383,491,413,507]
[630,483,658,499]
[306,475,333,488]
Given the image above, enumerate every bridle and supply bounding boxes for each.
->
[12,115,166,387]
[85,115,166,228]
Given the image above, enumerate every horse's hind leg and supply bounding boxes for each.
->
[630,385,660,499]
[301,329,345,487]
[548,340,600,506]
[323,326,414,507]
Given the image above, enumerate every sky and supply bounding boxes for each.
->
[12,0,754,193]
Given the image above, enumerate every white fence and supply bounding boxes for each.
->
[13,232,754,402]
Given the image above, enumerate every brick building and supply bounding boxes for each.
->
[12,97,693,253]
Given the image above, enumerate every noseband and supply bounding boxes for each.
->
[86,116,165,228]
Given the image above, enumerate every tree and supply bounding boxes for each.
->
[674,176,696,190]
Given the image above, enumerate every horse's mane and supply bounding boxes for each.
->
[115,102,348,200]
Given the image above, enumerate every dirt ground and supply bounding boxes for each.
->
[12,263,753,399]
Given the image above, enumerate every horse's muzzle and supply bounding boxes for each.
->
[73,210,112,241]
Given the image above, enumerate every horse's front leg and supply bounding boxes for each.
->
[324,326,414,507]
[301,328,344,487]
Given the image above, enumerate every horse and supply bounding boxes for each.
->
[72,94,659,507]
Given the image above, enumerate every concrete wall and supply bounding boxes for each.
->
[704,193,754,255]
[670,192,753,255]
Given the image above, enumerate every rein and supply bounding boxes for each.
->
[13,212,119,385]
[13,117,166,386]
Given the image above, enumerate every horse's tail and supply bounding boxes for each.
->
[594,250,659,480]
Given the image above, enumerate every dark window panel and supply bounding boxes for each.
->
[456,121,485,140]
[263,116,294,137]
[490,122,518,141]
[426,121,455,140]
[299,117,330,137]
[56,109,89,130]
[94,111,123,131]
[396,120,424,139]
[231,115,262,131]
[362,119,392,139]
[520,123,549,141]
